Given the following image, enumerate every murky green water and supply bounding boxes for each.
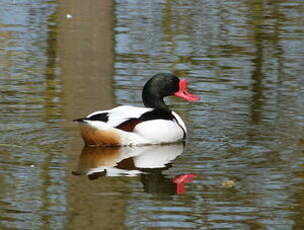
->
[1,0,304,229]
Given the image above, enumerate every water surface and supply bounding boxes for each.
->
[1,0,304,229]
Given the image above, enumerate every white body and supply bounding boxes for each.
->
[78,105,187,146]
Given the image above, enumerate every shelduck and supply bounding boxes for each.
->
[74,73,199,146]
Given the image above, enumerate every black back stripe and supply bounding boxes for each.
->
[73,117,86,122]
[139,109,174,121]
[87,112,109,122]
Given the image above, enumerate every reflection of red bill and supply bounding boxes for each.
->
[173,173,198,195]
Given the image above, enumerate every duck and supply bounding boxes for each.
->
[74,73,199,146]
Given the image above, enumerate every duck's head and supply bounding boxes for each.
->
[142,73,199,110]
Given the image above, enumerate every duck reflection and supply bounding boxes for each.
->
[73,143,197,195]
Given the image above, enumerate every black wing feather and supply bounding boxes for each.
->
[74,112,109,123]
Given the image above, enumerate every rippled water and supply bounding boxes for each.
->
[1,0,304,229]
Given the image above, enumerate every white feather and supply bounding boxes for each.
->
[81,105,186,146]
[134,119,185,143]
[172,111,187,133]
[87,105,152,127]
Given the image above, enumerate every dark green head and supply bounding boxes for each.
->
[142,73,199,111]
